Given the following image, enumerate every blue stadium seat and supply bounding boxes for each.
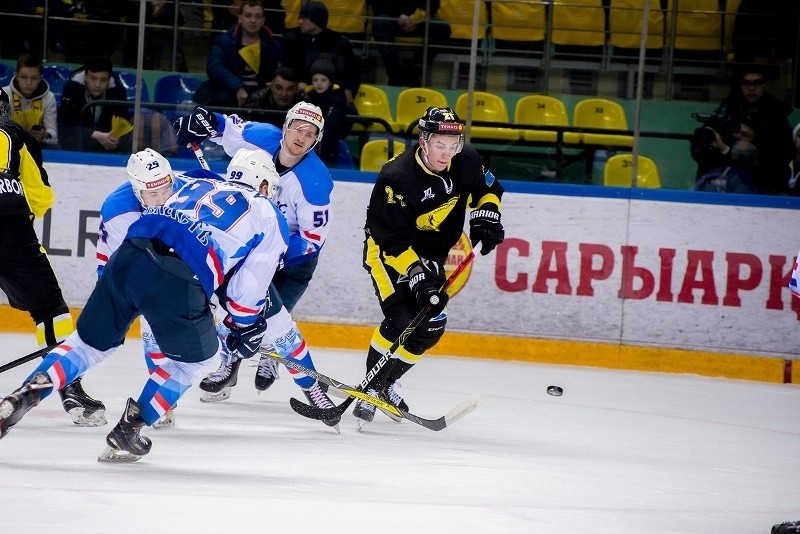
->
[0,63,13,88]
[41,65,72,104]
[153,74,203,120]
[116,71,150,102]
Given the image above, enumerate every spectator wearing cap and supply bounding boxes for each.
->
[57,56,132,153]
[194,0,284,109]
[280,1,361,104]
[304,55,354,165]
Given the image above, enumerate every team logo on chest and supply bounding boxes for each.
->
[415,197,459,231]
[420,187,434,202]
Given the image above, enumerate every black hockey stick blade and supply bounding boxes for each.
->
[0,342,61,374]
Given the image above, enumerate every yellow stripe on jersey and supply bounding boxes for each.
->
[0,129,13,172]
[365,236,396,302]
[18,143,53,217]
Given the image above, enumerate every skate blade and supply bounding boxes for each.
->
[200,388,231,403]
[356,419,368,432]
[69,407,108,427]
[97,445,144,463]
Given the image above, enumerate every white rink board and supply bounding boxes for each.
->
[15,162,800,357]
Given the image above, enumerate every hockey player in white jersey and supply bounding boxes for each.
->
[0,158,288,462]
[174,101,340,427]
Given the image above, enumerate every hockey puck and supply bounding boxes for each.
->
[546,385,563,396]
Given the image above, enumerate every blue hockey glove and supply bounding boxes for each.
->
[407,259,448,314]
[469,203,504,256]
[173,106,219,147]
[223,314,267,360]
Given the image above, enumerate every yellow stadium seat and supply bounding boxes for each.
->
[396,88,449,135]
[360,139,406,172]
[603,154,661,188]
[608,0,665,50]
[666,0,723,52]
[514,95,576,144]
[353,84,403,134]
[551,0,606,48]
[438,0,488,41]
[491,1,546,44]
[455,92,519,142]
[572,98,634,148]
[320,0,367,35]
[724,0,742,60]
[283,0,302,29]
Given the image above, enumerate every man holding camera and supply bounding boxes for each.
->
[691,65,793,194]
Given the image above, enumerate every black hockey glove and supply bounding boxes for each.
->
[173,106,219,147]
[223,313,267,360]
[469,203,504,256]
[407,259,448,314]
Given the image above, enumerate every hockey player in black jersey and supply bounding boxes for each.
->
[0,87,106,427]
[353,106,505,425]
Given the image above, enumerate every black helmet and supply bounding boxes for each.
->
[418,107,465,135]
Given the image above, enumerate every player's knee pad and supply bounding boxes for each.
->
[403,312,447,355]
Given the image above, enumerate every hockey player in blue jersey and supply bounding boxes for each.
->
[0,156,288,462]
[174,101,340,427]
[95,148,226,429]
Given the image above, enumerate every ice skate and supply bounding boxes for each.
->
[352,387,379,431]
[98,398,152,463]
[0,372,53,439]
[254,353,279,392]
[199,357,241,403]
[152,406,176,429]
[378,382,407,422]
[303,380,340,432]
[59,377,107,426]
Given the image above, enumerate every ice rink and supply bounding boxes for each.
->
[0,332,798,533]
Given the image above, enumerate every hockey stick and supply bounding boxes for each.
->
[0,342,60,374]
[259,348,482,431]
[190,142,210,170]
[289,250,476,422]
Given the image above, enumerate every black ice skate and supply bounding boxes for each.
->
[98,398,152,463]
[0,372,53,439]
[59,377,107,426]
[352,387,379,430]
[199,357,242,402]
[254,353,279,391]
[303,380,340,431]
[378,382,407,422]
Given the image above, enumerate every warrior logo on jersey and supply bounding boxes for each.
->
[384,186,406,206]
[415,197,458,231]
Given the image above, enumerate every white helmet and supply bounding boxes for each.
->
[126,148,174,205]
[283,101,324,149]
[226,148,280,198]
